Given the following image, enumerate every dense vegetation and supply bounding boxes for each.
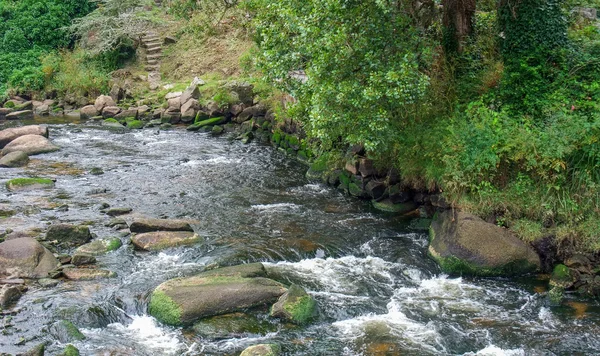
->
[246,0,600,251]
[0,0,94,96]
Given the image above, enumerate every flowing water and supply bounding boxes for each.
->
[1,118,600,355]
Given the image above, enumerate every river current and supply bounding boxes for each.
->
[1,119,599,355]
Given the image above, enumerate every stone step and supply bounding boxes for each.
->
[146,46,162,54]
[145,64,161,71]
[147,59,160,65]
[147,53,162,60]
[142,36,160,42]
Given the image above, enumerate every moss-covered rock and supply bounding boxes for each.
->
[126,119,144,129]
[550,264,576,289]
[46,224,92,247]
[240,344,281,356]
[148,263,286,326]
[270,284,316,324]
[102,118,125,128]
[186,117,225,131]
[60,344,80,356]
[49,320,86,343]
[5,178,54,192]
[428,210,541,276]
[372,199,417,214]
[306,154,333,182]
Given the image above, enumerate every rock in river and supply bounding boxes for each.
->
[0,151,29,167]
[5,178,54,192]
[75,238,122,256]
[270,284,317,324]
[148,263,287,325]
[240,344,281,356]
[46,224,92,247]
[63,267,116,280]
[0,125,48,148]
[428,210,541,276]
[131,231,202,251]
[1,134,59,156]
[0,237,60,279]
[129,218,193,233]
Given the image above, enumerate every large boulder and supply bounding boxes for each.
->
[148,263,287,325]
[2,134,59,156]
[180,77,203,105]
[46,224,92,247]
[428,210,541,276]
[0,151,29,168]
[114,109,138,120]
[180,99,200,123]
[129,218,193,233]
[224,81,254,106]
[6,110,34,120]
[0,237,60,279]
[102,106,121,118]
[0,125,48,148]
[94,95,116,112]
[80,105,99,119]
[131,231,202,251]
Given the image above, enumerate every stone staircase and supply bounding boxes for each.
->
[141,32,163,90]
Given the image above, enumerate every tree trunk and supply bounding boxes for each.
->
[442,0,476,54]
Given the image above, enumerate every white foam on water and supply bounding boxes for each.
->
[81,315,184,355]
[265,256,400,294]
[289,183,330,195]
[251,203,301,212]
[332,310,446,354]
[463,345,526,356]
[206,157,243,164]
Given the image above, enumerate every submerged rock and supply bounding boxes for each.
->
[148,263,286,325]
[129,218,193,233]
[49,320,86,343]
[270,284,317,324]
[105,207,132,216]
[239,344,281,356]
[5,109,34,120]
[0,284,24,308]
[75,238,122,256]
[0,237,59,279]
[428,210,541,276]
[131,231,202,251]
[372,199,416,214]
[63,267,116,280]
[60,344,80,356]
[5,177,54,192]
[0,151,29,167]
[192,312,277,339]
[46,224,92,247]
[0,125,48,148]
[71,253,96,266]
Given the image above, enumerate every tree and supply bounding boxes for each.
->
[442,0,477,54]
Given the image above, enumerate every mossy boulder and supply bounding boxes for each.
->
[148,263,286,326]
[48,320,86,343]
[372,199,417,214]
[240,344,281,356]
[428,210,541,276]
[550,264,576,289]
[270,284,317,324]
[186,117,225,131]
[60,345,80,356]
[0,237,59,278]
[46,224,92,247]
[5,178,54,192]
[192,312,277,339]
[306,155,333,182]
[75,238,122,256]
[126,119,144,129]
[102,118,126,128]
[131,231,202,251]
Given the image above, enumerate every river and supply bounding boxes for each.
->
[1,118,600,355]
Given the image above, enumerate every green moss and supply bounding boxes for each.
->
[148,289,182,326]
[3,101,15,108]
[6,178,54,191]
[550,264,574,288]
[187,117,223,131]
[548,286,564,305]
[62,320,85,341]
[372,200,416,214]
[103,118,119,123]
[194,111,209,123]
[126,119,144,129]
[272,131,282,146]
[61,344,80,356]
[106,238,123,251]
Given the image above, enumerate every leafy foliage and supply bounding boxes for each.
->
[245,0,430,153]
